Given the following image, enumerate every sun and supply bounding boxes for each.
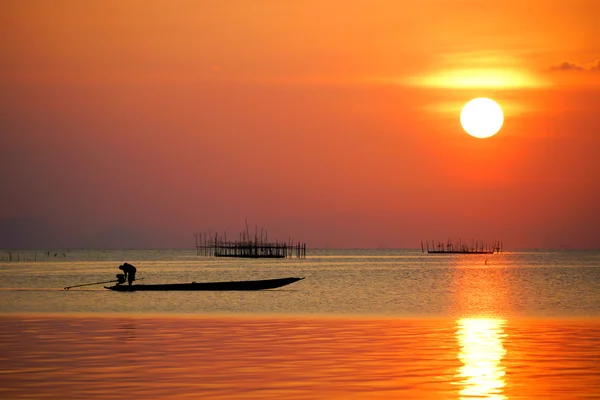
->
[460,98,504,139]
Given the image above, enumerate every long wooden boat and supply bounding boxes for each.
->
[105,277,304,292]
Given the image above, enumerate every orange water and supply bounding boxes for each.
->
[1,314,599,399]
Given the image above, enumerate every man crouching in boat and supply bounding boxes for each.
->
[117,262,137,286]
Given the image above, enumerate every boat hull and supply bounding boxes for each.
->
[105,277,304,292]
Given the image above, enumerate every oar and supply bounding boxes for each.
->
[64,279,118,291]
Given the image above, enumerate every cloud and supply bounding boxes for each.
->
[550,61,584,71]
[406,67,546,89]
[550,60,600,72]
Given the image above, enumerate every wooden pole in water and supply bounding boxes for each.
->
[214,232,218,256]
[245,220,250,244]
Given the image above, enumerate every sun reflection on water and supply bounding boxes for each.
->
[454,318,507,400]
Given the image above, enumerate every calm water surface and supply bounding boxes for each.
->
[1,249,599,398]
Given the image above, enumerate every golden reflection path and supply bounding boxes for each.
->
[454,318,507,400]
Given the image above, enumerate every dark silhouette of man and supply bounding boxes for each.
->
[118,262,137,286]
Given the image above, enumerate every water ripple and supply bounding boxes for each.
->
[1,315,599,399]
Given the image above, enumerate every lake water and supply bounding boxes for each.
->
[1,249,600,398]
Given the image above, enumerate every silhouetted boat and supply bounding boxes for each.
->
[105,277,304,292]
[421,239,503,254]
[214,253,285,259]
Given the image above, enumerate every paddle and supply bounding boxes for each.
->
[64,277,145,290]
[64,279,118,291]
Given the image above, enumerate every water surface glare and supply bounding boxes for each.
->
[2,249,600,317]
[1,249,600,398]
[1,315,600,399]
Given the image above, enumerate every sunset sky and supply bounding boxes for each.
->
[2,0,599,249]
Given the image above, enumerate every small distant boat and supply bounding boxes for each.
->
[421,239,503,254]
[214,254,285,259]
[105,277,304,292]
[427,250,494,254]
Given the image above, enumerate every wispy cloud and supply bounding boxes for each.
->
[405,68,546,89]
[550,60,600,72]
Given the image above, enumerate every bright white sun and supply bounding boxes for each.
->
[460,98,504,138]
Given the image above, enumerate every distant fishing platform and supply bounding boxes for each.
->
[421,239,503,254]
[194,223,306,259]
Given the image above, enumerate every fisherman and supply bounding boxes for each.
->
[118,262,137,286]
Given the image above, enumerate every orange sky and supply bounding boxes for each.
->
[1,0,599,249]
